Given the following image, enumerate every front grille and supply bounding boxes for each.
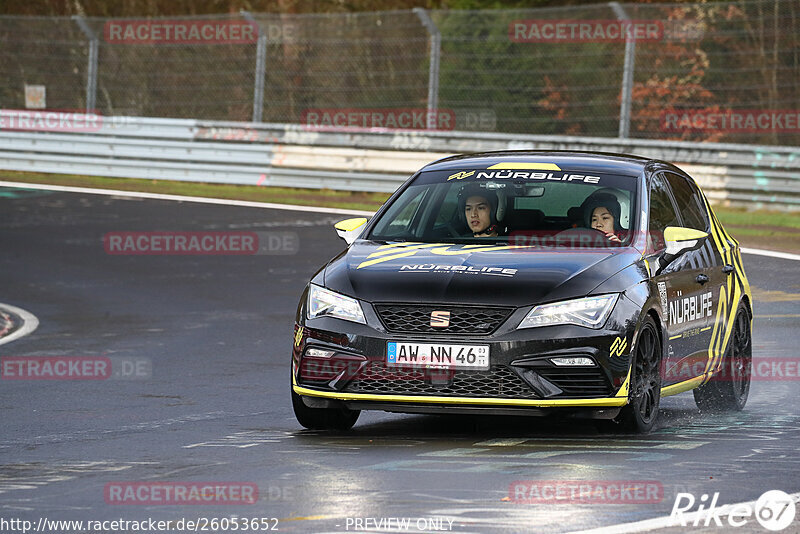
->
[344,362,538,398]
[535,367,612,397]
[374,304,513,335]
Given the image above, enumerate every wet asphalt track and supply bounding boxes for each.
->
[0,186,798,534]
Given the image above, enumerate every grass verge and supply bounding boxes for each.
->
[712,206,800,253]
[2,170,798,253]
[0,170,391,212]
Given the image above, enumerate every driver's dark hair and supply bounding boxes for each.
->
[583,193,622,232]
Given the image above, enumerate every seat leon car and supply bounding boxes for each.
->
[290,151,753,433]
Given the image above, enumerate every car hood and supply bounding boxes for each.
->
[323,241,641,307]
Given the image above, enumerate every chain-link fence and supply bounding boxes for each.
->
[1,0,799,145]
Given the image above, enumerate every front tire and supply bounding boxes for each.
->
[291,388,360,431]
[616,316,662,433]
[693,303,751,412]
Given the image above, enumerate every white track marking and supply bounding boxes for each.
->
[741,247,800,261]
[0,180,373,216]
[0,303,39,346]
[3,182,799,259]
[563,491,800,534]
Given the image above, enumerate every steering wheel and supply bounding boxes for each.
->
[446,220,463,238]
[555,227,607,236]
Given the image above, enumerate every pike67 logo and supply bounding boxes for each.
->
[671,489,796,531]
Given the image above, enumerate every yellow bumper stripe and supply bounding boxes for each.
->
[293,385,628,408]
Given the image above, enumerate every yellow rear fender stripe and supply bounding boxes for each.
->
[717,282,741,374]
[708,235,733,375]
[702,203,729,381]
[705,286,728,378]
[700,194,751,382]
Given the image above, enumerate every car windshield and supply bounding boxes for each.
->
[368,166,639,248]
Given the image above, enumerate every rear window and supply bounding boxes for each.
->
[663,172,709,231]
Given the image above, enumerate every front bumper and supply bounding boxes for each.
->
[292,296,641,412]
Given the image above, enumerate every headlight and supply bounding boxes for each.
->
[518,294,619,329]
[307,284,366,324]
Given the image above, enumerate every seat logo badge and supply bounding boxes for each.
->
[430,311,451,328]
[610,336,628,357]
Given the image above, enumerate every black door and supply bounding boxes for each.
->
[663,171,727,381]
[646,173,714,386]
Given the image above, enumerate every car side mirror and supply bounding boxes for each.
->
[334,218,368,245]
[664,226,708,257]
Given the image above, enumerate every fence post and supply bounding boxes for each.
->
[610,2,634,139]
[242,11,266,123]
[73,16,98,112]
[413,8,441,130]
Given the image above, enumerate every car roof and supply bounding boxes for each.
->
[421,150,652,176]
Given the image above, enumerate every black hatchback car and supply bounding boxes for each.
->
[291,151,753,433]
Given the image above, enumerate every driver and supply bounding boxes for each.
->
[583,193,625,243]
[459,185,501,237]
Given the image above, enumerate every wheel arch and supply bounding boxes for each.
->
[740,293,753,321]
[646,308,664,348]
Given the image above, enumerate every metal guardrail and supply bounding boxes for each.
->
[0,112,798,209]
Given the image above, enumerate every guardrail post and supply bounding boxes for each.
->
[413,8,441,130]
[73,16,98,112]
[610,2,634,139]
[242,11,266,123]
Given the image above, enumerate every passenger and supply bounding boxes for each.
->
[458,185,501,237]
[583,193,626,243]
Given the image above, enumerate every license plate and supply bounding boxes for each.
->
[386,342,489,370]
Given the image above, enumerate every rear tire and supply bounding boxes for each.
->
[291,388,360,431]
[615,316,662,433]
[693,303,751,412]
